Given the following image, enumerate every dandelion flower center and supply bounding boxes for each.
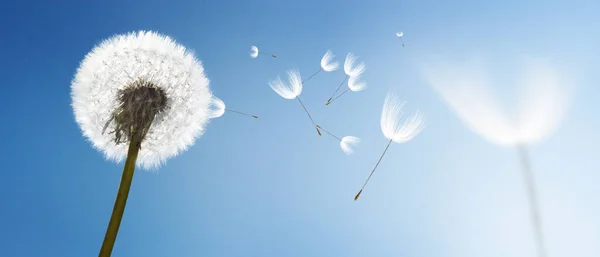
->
[103,80,169,147]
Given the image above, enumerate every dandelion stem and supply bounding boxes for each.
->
[303,68,323,84]
[296,96,321,136]
[225,109,258,119]
[316,125,341,141]
[98,136,141,257]
[355,139,393,201]
[326,88,351,106]
[326,75,349,105]
[517,145,547,257]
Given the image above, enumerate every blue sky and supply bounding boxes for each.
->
[1,1,599,257]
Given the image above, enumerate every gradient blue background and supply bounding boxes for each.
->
[1,1,599,257]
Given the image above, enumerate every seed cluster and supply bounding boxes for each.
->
[102,80,168,148]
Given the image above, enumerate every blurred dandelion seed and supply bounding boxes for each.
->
[326,74,366,106]
[327,52,365,105]
[269,69,321,136]
[71,31,212,257]
[303,50,340,84]
[423,58,572,257]
[316,125,360,155]
[250,45,277,59]
[396,32,405,47]
[354,93,424,201]
[208,96,258,119]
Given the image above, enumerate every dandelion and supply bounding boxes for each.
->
[326,52,365,105]
[422,58,572,257]
[208,96,258,119]
[302,50,340,84]
[250,45,277,59]
[71,31,212,257]
[354,92,425,201]
[316,125,360,155]
[326,74,367,106]
[269,69,321,136]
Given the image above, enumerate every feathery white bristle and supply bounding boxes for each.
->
[348,75,367,92]
[269,69,303,100]
[344,52,366,77]
[321,50,340,72]
[380,93,425,143]
[340,136,360,155]
[207,96,226,119]
[250,45,259,58]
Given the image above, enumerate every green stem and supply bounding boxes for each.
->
[98,137,141,257]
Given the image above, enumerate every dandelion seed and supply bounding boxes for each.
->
[71,31,212,257]
[208,96,258,119]
[396,32,405,47]
[302,50,340,84]
[250,45,277,59]
[423,58,572,257]
[316,125,360,155]
[326,74,366,106]
[326,52,365,105]
[354,92,424,201]
[269,69,321,136]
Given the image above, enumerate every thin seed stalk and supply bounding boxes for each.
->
[355,139,393,201]
[517,145,547,257]
[296,97,321,136]
[225,109,259,119]
[259,52,277,58]
[317,125,341,141]
[327,88,351,106]
[326,75,349,105]
[302,68,323,84]
[98,136,141,257]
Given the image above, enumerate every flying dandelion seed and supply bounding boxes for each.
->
[326,74,367,106]
[269,69,321,136]
[423,58,573,257]
[316,125,360,155]
[208,96,258,119]
[354,93,425,201]
[302,50,340,84]
[326,52,365,105]
[250,45,277,59]
[396,32,405,47]
[71,31,212,257]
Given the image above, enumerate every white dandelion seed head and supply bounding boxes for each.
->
[380,93,425,143]
[422,58,572,147]
[71,30,213,170]
[250,45,259,58]
[207,96,226,119]
[269,69,303,100]
[344,52,366,77]
[321,50,339,72]
[422,59,519,146]
[514,58,572,144]
[348,75,367,92]
[340,136,360,155]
